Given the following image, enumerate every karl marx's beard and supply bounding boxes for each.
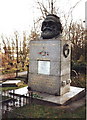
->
[41,27,60,39]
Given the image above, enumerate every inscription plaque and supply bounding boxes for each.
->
[38,60,50,75]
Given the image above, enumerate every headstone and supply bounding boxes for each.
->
[28,14,71,96]
[2,80,22,87]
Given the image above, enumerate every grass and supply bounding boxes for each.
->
[1,73,86,119]
[6,103,86,119]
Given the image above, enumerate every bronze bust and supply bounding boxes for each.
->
[41,14,62,39]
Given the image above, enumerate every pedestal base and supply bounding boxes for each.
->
[35,86,85,105]
[12,86,85,105]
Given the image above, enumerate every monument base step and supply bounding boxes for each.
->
[9,86,85,105]
[33,86,85,105]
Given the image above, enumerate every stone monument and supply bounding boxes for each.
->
[28,14,71,96]
[28,14,85,104]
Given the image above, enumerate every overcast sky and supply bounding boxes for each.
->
[0,0,86,37]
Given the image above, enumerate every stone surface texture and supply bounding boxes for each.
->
[28,37,71,95]
[10,86,85,105]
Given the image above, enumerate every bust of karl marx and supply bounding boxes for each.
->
[41,14,62,39]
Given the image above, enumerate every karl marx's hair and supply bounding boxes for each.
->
[45,14,60,23]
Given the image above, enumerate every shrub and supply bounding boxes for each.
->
[71,61,86,74]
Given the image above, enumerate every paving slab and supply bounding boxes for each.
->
[35,86,85,105]
[10,86,85,105]
[13,86,28,95]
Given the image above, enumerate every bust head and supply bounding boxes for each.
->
[41,14,62,39]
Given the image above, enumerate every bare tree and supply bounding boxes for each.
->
[2,36,8,55]
[14,31,19,77]
[70,22,86,61]
[33,0,82,40]
[32,0,86,62]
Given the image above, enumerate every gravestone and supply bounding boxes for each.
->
[7,14,84,105]
[28,14,71,96]
[2,80,22,87]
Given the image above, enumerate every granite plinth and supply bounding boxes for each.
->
[28,39,71,95]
